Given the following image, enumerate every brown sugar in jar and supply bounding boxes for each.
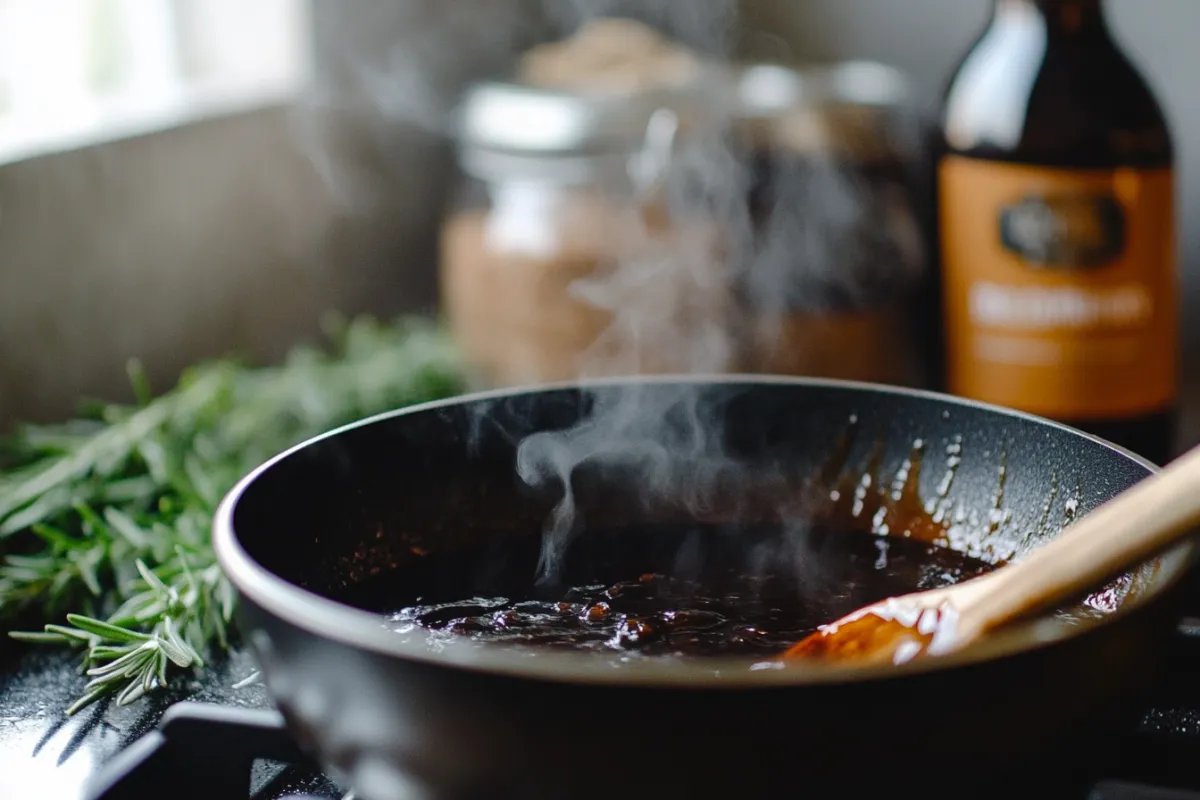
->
[441,173,730,386]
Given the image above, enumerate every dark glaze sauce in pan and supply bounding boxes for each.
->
[385,528,994,657]
[339,438,1122,659]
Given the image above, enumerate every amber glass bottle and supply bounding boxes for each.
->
[938,0,1177,464]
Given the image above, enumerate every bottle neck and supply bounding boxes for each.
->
[994,0,1107,35]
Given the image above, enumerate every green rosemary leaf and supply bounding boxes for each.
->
[102,508,152,550]
[65,614,152,643]
[2,554,54,570]
[75,550,104,597]
[135,439,170,486]
[158,625,193,668]
[66,687,109,717]
[0,490,73,537]
[117,676,146,705]
[85,643,154,678]
[8,631,70,643]
[43,624,96,643]
[0,564,44,583]
[30,523,87,551]
[141,658,158,694]
[126,360,153,408]
[134,560,170,597]
[155,649,168,687]
[89,645,135,660]
[100,476,158,505]
[72,503,111,541]
[182,455,219,509]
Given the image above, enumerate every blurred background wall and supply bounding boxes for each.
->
[1,0,1197,440]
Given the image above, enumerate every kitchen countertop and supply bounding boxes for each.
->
[0,646,272,800]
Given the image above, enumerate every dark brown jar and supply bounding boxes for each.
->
[937,0,1177,464]
[731,62,931,388]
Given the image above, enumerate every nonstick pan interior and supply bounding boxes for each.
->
[218,376,1196,685]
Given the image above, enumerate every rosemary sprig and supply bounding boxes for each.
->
[1,315,464,714]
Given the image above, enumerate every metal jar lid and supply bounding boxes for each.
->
[454,69,736,182]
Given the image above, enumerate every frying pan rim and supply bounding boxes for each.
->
[213,374,1196,688]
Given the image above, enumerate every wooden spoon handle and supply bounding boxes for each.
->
[971,443,1200,632]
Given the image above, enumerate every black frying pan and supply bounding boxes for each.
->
[213,377,1198,799]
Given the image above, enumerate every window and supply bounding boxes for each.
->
[0,0,311,164]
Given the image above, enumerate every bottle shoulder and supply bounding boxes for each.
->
[940,25,1172,169]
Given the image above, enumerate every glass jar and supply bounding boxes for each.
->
[730,62,932,388]
[440,80,733,387]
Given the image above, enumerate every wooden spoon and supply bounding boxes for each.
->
[779,442,1200,666]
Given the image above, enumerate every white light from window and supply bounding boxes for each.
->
[0,0,311,164]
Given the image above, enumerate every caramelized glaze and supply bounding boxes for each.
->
[383,527,992,659]
[353,417,1123,665]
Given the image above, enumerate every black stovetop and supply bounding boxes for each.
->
[7,628,1200,800]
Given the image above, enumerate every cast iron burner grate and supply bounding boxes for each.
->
[82,703,347,800]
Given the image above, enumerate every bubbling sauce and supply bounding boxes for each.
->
[379,525,995,658]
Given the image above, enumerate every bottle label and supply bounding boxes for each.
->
[940,156,1177,420]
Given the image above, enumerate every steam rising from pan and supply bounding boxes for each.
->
[292,1,918,583]
[517,384,741,580]
[512,1,753,581]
